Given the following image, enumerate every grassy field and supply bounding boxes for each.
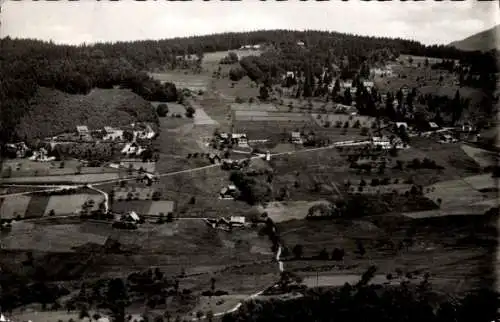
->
[461,144,500,168]
[16,87,157,142]
[1,159,119,178]
[149,72,210,92]
[150,101,187,117]
[1,172,120,184]
[278,214,495,294]
[0,195,32,219]
[44,194,104,216]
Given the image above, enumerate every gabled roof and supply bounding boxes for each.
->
[129,211,140,221]
[76,125,89,133]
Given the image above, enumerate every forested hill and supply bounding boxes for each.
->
[1,30,498,143]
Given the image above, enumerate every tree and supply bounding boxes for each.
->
[123,130,134,142]
[105,278,129,322]
[157,103,169,117]
[331,248,345,261]
[166,212,174,222]
[206,310,214,322]
[48,209,55,216]
[210,277,216,292]
[292,244,303,259]
[185,106,195,118]
[318,248,329,260]
[259,86,269,101]
[229,67,246,82]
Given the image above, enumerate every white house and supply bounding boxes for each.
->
[132,123,156,140]
[290,131,303,144]
[395,122,408,130]
[363,81,374,89]
[103,126,124,141]
[0,312,12,322]
[230,216,246,225]
[428,122,440,130]
[297,41,305,47]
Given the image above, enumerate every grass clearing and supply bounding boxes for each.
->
[44,194,104,215]
[114,187,155,201]
[257,200,331,223]
[148,201,175,215]
[1,222,108,252]
[0,195,32,219]
[461,144,500,168]
[1,173,120,184]
[149,72,210,92]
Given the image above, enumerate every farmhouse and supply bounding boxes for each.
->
[428,122,440,130]
[290,131,303,144]
[395,122,409,130]
[103,126,124,141]
[28,147,55,162]
[363,81,374,89]
[208,153,222,164]
[121,142,146,156]
[76,125,91,140]
[220,185,239,199]
[230,216,246,226]
[133,123,156,140]
[335,104,358,115]
[122,211,141,222]
[340,80,353,89]
[5,142,29,158]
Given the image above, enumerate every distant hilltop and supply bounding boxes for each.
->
[449,24,500,52]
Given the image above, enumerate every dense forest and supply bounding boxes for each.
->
[1,30,498,144]
[221,278,498,322]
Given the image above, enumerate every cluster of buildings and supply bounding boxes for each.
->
[51,123,156,143]
[205,215,247,231]
[215,132,249,148]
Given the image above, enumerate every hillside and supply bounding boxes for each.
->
[449,25,500,52]
[16,87,158,142]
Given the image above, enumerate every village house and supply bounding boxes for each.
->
[208,153,222,164]
[428,122,440,130]
[133,123,156,140]
[76,125,91,141]
[290,131,303,144]
[296,41,305,47]
[395,122,409,130]
[220,185,238,199]
[103,126,124,141]
[121,142,146,156]
[5,142,29,158]
[363,81,374,90]
[230,216,246,227]
[28,147,55,162]
[335,104,358,115]
[340,80,353,89]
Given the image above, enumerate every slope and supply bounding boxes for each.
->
[16,87,158,142]
[449,25,500,52]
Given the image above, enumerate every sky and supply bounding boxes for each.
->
[1,0,499,46]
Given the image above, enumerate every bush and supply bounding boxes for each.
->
[185,106,195,118]
[157,103,168,117]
